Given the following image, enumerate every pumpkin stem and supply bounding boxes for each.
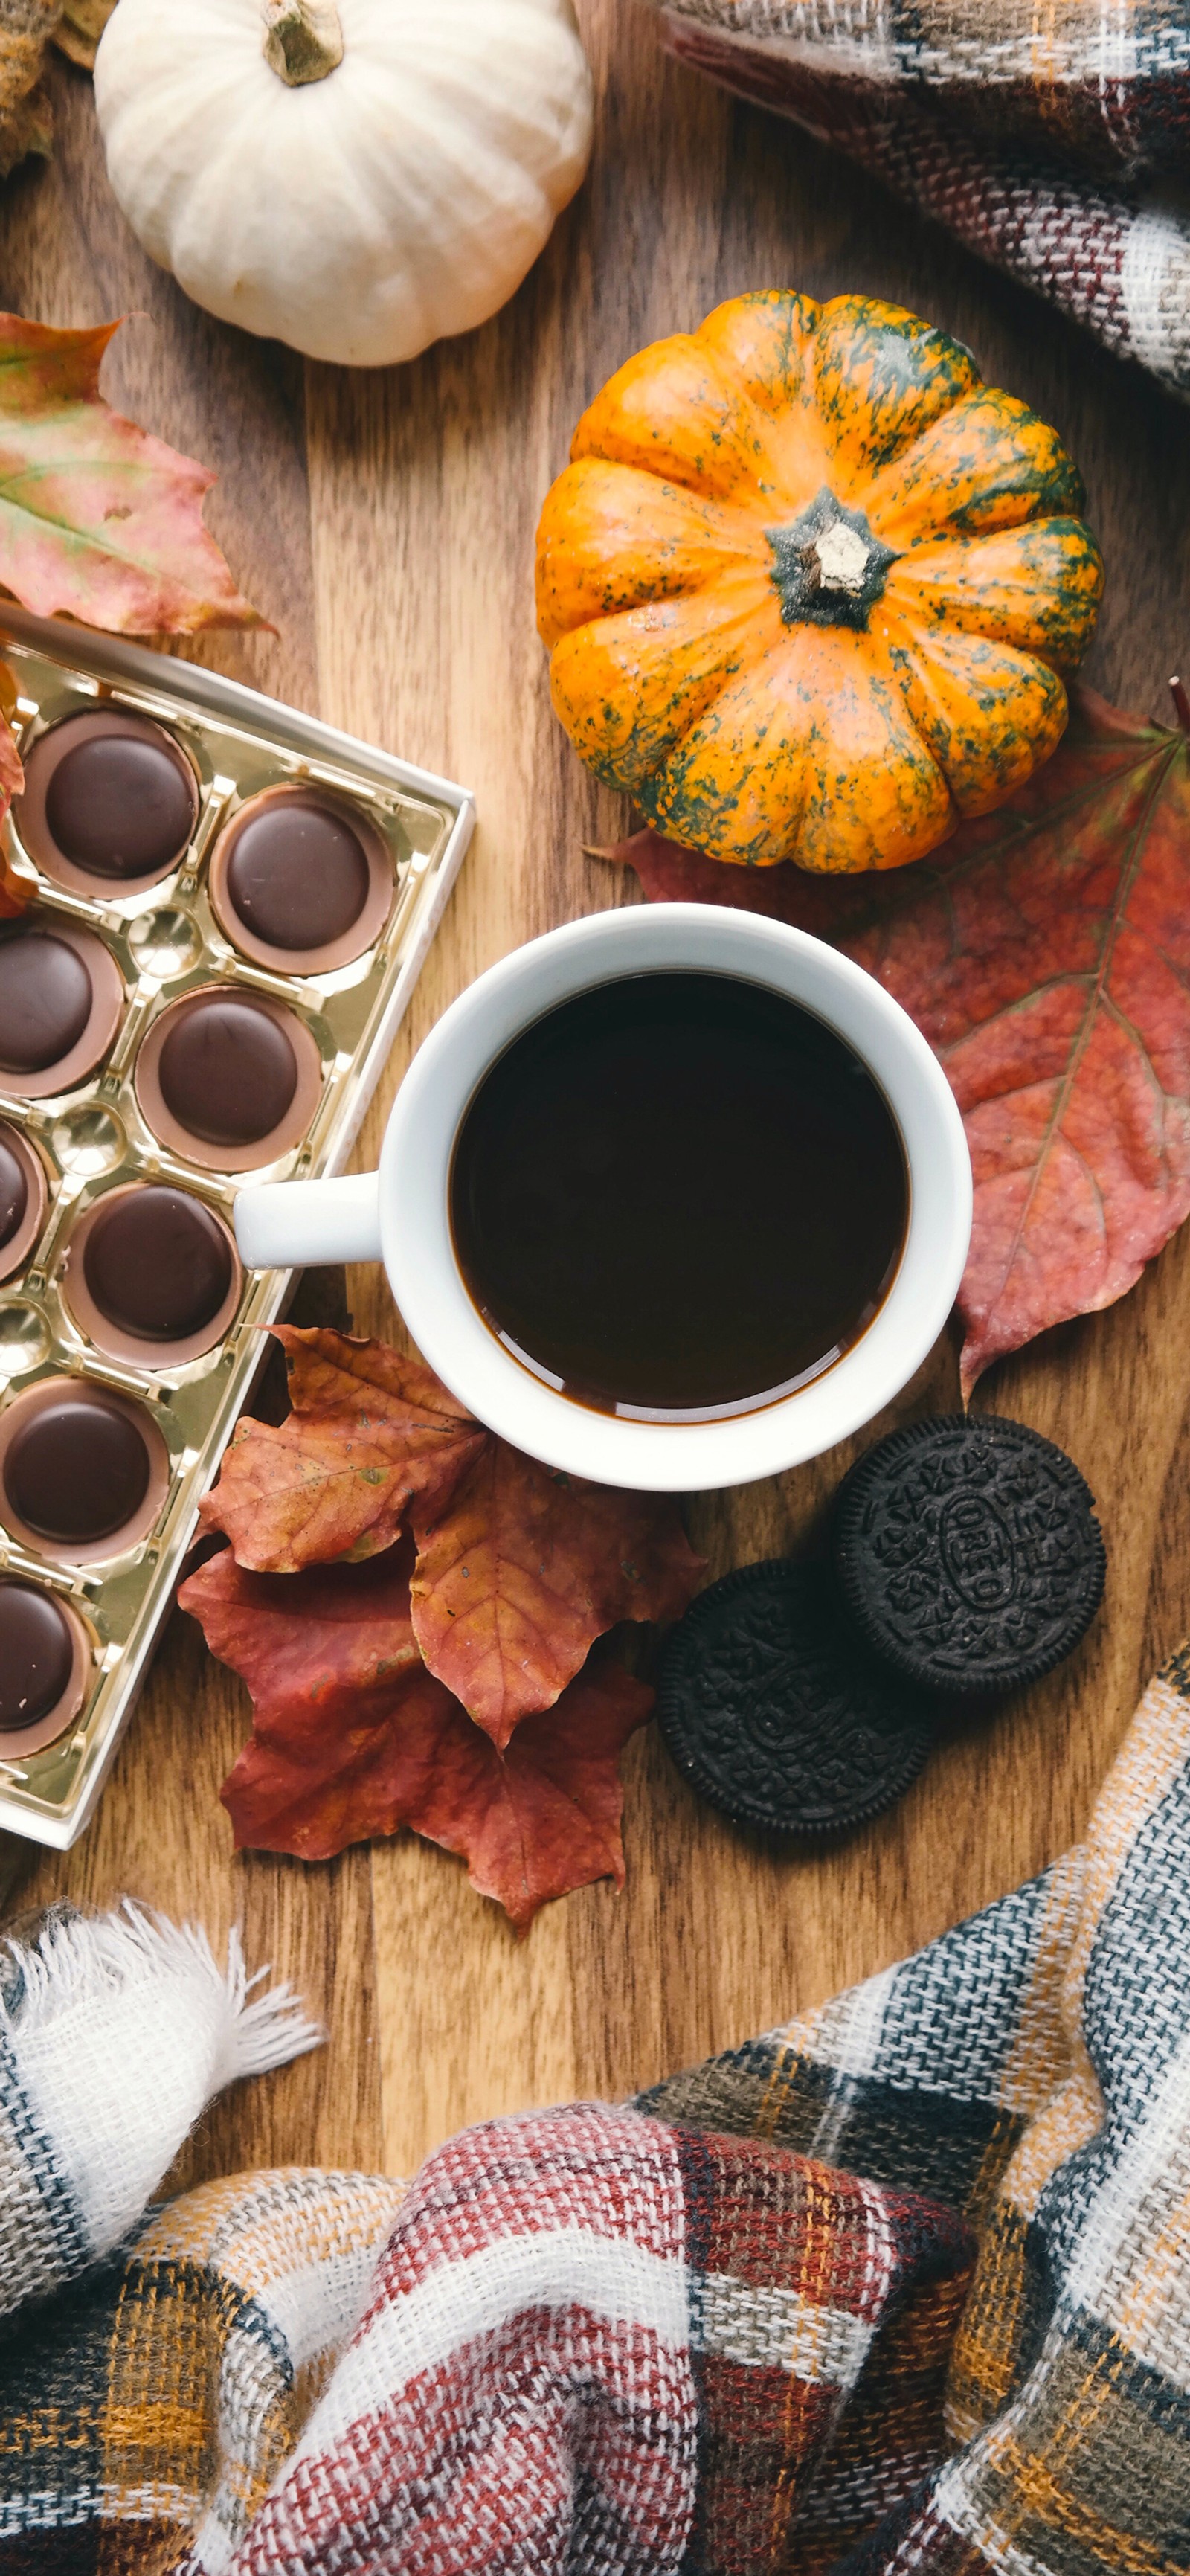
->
[261,0,343,84]
[1171,675,1190,735]
[767,488,898,635]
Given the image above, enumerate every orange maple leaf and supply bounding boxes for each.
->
[202,1329,487,1571]
[410,1436,706,1746]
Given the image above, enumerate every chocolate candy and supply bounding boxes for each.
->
[45,730,196,878]
[0,1122,47,1285]
[0,922,123,1099]
[0,931,91,1073]
[17,709,199,893]
[82,1186,234,1340]
[210,783,393,972]
[0,1130,27,1247]
[4,1391,151,1544]
[136,985,321,1173]
[0,619,463,1847]
[0,1580,74,1728]
[832,1415,1107,1697]
[158,995,298,1146]
[225,799,370,948]
[658,1559,933,1835]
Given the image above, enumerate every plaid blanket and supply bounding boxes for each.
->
[4,1639,1190,2572]
[650,0,1190,398]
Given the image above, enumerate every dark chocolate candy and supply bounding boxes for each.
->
[83,1185,234,1340]
[225,799,370,949]
[4,1393,150,1544]
[0,1130,28,1249]
[658,1559,933,1835]
[158,995,298,1146]
[832,1414,1107,1697]
[44,727,195,879]
[0,1579,74,1728]
[0,931,91,1074]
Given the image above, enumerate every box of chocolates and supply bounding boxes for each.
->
[0,604,474,1847]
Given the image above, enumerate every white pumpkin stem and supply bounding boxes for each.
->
[261,0,344,84]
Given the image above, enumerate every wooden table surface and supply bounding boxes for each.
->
[3,0,1190,2192]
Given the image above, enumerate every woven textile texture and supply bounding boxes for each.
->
[0,1898,318,2322]
[4,1642,1190,2571]
[649,0,1190,396]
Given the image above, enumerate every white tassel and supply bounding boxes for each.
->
[214,1924,324,2084]
[4,1901,322,2270]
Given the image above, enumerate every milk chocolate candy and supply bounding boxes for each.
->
[0,922,123,1099]
[0,1380,170,1565]
[65,1182,242,1366]
[16,708,199,896]
[135,988,322,1172]
[0,1578,90,1758]
[210,783,393,972]
[0,1122,46,1283]
[0,608,469,1850]
[0,1131,23,1240]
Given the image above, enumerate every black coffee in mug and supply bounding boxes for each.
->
[449,971,908,1422]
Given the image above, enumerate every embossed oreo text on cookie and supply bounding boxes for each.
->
[832,1415,1106,1697]
[658,1559,933,1835]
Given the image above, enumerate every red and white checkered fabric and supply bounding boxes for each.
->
[652,0,1190,396]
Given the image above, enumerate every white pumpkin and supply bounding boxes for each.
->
[94,0,594,368]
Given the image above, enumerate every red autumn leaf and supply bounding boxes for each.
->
[201,1329,488,1570]
[410,1437,704,1746]
[205,1327,705,1730]
[0,312,261,634]
[179,1541,653,1930]
[601,684,1190,1393]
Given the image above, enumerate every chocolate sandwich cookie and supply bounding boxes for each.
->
[832,1415,1106,1698]
[658,1559,932,1836]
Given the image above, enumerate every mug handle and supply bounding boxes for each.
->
[234,1171,382,1269]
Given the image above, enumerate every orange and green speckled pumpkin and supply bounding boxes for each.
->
[535,291,1104,873]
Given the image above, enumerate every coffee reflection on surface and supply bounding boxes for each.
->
[450,971,908,1422]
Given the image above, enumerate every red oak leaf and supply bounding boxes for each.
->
[201,1329,487,1570]
[601,684,1190,1393]
[179,1541,653,1930]
[410,1438,705,1746]
[0,312,261,633]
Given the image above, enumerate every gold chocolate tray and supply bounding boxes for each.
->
[0,606,474,1848]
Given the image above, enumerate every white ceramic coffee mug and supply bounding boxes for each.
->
[235,905,971,1491]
